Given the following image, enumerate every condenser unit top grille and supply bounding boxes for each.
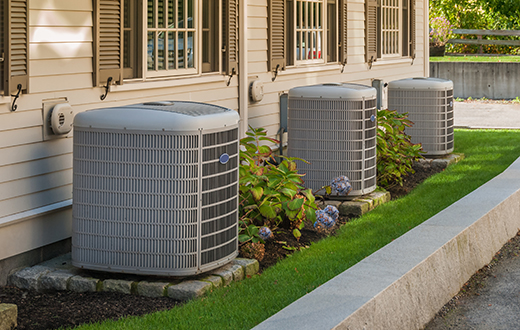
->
[388,77,453,91]
[289,83,377,100]
[74,101,239,132]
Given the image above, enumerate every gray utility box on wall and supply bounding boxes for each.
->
[287,83,378,196]
[72,101,240,276]
[387,77,454,156]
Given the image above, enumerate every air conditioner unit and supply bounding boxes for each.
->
[387,77,454,156]
[72,101,240,276]
[287,83,378,196]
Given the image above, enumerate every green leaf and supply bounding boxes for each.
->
[251,187,264,201]
[325,186,332,195]
[292,228,302,239]
[287,197,304,211]
[259,204,278,219]
[238,234,250,242]
[280,188,297,198]
[305,207,316,222]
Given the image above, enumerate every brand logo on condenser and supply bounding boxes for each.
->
[219,153,230,164]
[370,114,376,122]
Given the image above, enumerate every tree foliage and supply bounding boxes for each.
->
[430,0,520,54]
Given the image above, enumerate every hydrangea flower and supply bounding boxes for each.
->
[314,210,335,230]
[323,205,339,221]
[330,176,352,195]
[258,226,273,241]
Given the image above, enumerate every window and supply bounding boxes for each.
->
[93,0,236,87]
[268,0,345,72]
[1,0,29,96]
[365,0,415,65]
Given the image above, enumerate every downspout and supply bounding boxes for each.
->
[238,0,249,138]
[424,0,430,77]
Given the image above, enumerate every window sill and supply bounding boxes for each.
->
[282,63,342,76]
[0,96,11,104]
[110,74,228,93]
[372,57,414,67]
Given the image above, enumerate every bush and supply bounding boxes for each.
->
[238,126,317,244]
[376,109,424,188]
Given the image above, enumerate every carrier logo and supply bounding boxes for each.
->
[219,153,230,164]
[370,114,376,122]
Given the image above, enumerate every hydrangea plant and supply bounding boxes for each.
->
[314,210,335,230]
[430,16,453,46]
[330,176,352,195]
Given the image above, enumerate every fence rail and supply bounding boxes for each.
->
[448,29,520,48]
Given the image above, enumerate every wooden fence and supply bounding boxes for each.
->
[448,29,520,53]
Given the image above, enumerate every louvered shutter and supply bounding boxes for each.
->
[6,0,28,95]
[93,0,123,87]
[223,0,238,76]
[410,0,416,59]
[0,0,5,94]
[365,0,378,64]
[339,0,348,65]
[268,0,285,72]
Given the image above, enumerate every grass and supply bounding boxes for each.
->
[74,129,520,330]
[430,55,520,62]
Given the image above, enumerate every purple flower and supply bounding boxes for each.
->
[323,205,339,221]
[330,176,352,195]
[314,210,335,230]
[258,226,273,241]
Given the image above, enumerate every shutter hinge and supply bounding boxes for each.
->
[0,52,4,62]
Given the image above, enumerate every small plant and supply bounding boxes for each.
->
[238,126,318,244]
[377,109,424,188]
[429,16,453,46]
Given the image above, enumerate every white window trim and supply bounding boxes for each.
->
[112,73,227,93]
[293,0,328,66]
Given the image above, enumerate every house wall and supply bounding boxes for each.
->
[0,0,428,283]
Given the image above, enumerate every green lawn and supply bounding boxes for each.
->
[74,129,520,330]
[430,55,520,62]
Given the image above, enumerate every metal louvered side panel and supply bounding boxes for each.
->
[388,89,454,155]
[199,128,239,268]
[287,98,377,196]
[72,128,201,275]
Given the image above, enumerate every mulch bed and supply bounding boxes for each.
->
[0,162,442,330]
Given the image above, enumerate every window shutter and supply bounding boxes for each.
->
[0,0,5,94]
[93,0,123,87]
[365,0,378,64]
[223,0,238,76]
[268,0,285,72]
[6,0,28,95]
[410,0,416,59]
[339,0,348,65]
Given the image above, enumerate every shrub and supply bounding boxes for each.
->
[376,109,424,188]
[238,126,317,244]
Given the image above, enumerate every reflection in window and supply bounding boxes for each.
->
[147,0,196,73]
[295,0,324,62]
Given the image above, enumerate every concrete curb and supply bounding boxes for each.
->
[254,157,520,330]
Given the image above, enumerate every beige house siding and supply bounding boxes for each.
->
[0,0,428,266]
[0,0,239,262]
[246,0,427,138]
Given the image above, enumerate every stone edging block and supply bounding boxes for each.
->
[167,280,212,301]
[0,304,17,330]
[232,258,260,276]
[102,279,134,294]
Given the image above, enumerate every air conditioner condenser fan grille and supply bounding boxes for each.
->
[287,83,378,196]
[72,104,240,276]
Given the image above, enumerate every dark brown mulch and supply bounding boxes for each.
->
[0,162,440,330]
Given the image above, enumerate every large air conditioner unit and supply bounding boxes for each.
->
[72,101,240,276]
[387,77,454,156]
[287,83,377,196]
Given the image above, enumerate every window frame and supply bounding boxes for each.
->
[94,0,233,87]
[365,0,415,65]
